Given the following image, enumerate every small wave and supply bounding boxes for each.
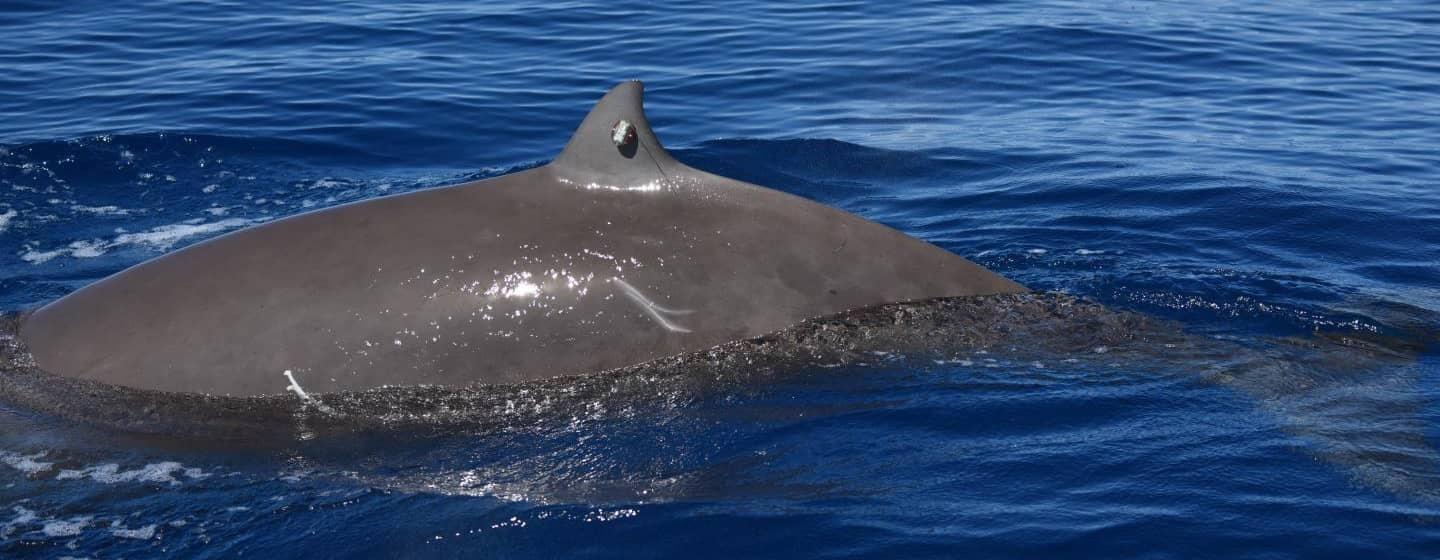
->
[0,507,37,539]
[0,450,54,475]
[41,517,90,538]
[3,507,165,545]
[1,504,184,553]
[20,217,259,264]
[55,461,210,485]
[68,205,133,216]
[109,522,157,540]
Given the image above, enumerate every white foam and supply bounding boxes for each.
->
[0,209,17,232]
[1026,248,1048,255]
[20,245,70,264]
[110,522,156,540]
[55,461,209,485]
[67,240,107,258]
[69,205,131,216]
[1074,248,1104,255]
[584,508,638,523]
[22,217,257,264]
[41,516,90,538]
[2,506,38,538]
[0,451,54,475]
[112,218,252,250]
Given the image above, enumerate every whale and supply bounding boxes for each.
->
[14,81,1025,398]
[5,85,1439,500]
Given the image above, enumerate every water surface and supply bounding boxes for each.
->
[2,0,1439,557]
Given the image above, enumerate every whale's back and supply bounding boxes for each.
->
[18,82,1024,396]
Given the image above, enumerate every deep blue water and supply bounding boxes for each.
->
[3,0,1440,557]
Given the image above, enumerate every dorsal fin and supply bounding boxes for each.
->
[551,81,679,186]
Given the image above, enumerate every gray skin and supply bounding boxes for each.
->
[18,81,1025,397]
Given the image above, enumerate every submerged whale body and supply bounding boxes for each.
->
[16,81,1025,397]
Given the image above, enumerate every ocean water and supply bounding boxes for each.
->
[2,0,1439,557]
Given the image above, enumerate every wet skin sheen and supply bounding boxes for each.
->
[18,82,1025,396]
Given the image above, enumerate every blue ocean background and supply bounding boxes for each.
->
[2,0,1439,557]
